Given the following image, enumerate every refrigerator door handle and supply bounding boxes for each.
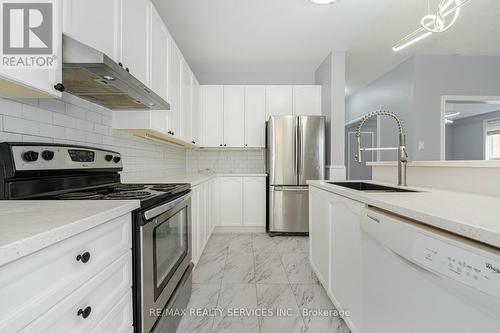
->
[294,119,299,177]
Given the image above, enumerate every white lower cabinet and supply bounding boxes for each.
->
[308,187,364,333]
[191,178,217,265]
[243,177,266,227]
[0,214,133,333]
[218,177,244,226]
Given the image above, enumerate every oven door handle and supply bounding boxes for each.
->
[143,192,191,220]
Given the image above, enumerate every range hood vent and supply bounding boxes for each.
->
[62,35,170,111]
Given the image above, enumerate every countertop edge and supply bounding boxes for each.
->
[307,180,500,249]
[0,201,140,267]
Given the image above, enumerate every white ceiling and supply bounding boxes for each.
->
[152,0,394,74]
[347,0,500,95]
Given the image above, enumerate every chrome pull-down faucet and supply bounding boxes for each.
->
[354,109,408,186]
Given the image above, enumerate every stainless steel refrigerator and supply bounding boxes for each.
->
[267,115,325,234]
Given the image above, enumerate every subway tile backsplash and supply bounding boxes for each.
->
[186,149,266,174]
[0,95,186,181]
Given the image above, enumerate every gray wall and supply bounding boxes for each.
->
[414,55,500,160]
[315,53,332,165]
[347,54,500,161]
[446,109,500,160]
[196,72,315,85]
[346,57,415,161]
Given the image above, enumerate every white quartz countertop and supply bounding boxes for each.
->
[125,173,267,187]
[0,200,140,267]
[308,180,500,249]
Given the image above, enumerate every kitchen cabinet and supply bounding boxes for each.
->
[149,4,169,102]
[191,77,201,145]
[218,177,243,226]
[266,86,293,117]
[223,86,245,147]
[0,214,133,332]
[167,45,182,137]
[309,186,331,286]
[244,86,266,148]
[308,186,364,333]
[201,85,224,147]
[63,0,121,62]
[242,177,266,227]
[121,0,150,86]
[293,86,322,116]
[181,60,192,142]
[191,178,216,265]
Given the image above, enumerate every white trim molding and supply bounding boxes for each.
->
[326,165,346,181]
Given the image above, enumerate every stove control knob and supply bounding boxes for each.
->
[105,154,113,162]
[41,150,54,161]
[23,151,39,162]
[113,156,121,163]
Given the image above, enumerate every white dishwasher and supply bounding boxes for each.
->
[360,207,500,333]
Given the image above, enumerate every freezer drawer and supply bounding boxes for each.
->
[269,186,308,233]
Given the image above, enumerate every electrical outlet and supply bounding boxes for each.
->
[418,141,425,150]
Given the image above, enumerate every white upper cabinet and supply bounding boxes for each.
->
[167,45,181,137]
[223,86,245,147]
[266,86,293,117]
[201,86,224,147]
[181,60,192,142]
[244,86,266,148]
[63,0,121,62]
[293,86,322,116]
[149,4,168,102]
[242,177,266,227]
[121,0,150,86]
[191,77,201,145]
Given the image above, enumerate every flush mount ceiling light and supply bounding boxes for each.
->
[393,0,471,52]
[445,111,461,118]
[308,0,337,5]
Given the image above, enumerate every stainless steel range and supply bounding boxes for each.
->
[0,142,193,333]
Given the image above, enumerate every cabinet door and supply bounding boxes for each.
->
[308,187,331,286]
[167,45,181,137]
[330,192,364,332]
[191,77,201,145]
[201,86,224,147]
[63,0,121,62]
[218,177,243,226]
[244,86,266,148]
[223,86,245,147]
[181,60,192,142]
[121,0,150,85]
[191,186,200,264]
[150,4,168,102]
[242,177,266,227]
[293,86,321,116]
[266,86,292,117]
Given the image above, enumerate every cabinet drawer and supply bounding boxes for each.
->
[0,214,132,332]
[91,290,133,333]
[21,252,132,333]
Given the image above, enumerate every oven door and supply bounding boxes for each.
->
[140,193,192,333]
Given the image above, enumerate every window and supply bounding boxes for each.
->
[486,119,500,160]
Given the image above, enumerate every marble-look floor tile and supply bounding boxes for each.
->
[260,316,307,333]
[255,251,289,284]
[256,283,300,316]
[281,253,318,284]
[338,318,351,333]
[212,316,259,333]
[290,284,334,311]
[214,284,258,330]
[303,316,342,333]
[193,250,227,284]
[176,284,220,333]
[204,235,231,254]
[222,252,255,283]
[228,234,253,253]
[252,233,278,255]
[274,236,307,254]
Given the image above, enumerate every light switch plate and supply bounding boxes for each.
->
[418,141,425,150]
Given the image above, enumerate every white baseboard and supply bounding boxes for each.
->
[213,226,266,233]
[326,165,346,181]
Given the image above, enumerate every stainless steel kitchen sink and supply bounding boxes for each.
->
[329,182,419,192]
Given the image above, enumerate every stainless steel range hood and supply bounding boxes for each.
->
[62,35,170,111]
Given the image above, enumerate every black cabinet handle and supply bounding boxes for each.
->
[191,141,195,144]
[245,144,248,147]
[125,67,130,72]
[118,62,123,67]
[219,144,222,147]
[224,144,227,147]
[76,251,91,263]
[54,83,65,92]
[77,306,92,319]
